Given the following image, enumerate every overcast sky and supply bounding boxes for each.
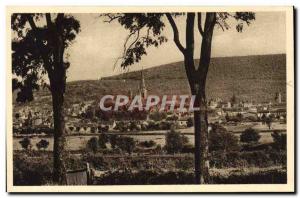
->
[66,12,286,81]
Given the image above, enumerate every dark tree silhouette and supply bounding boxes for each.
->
[19,137,31,150]
[11,13,80,184]
[36,139,50,150]
[101,12,255,184]
[240,128,261,143]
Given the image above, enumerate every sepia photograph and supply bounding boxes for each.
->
[6,6,294,193]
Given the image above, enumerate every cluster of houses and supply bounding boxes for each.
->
[208,92,286,123]
[13,106,53,129]
[13,70,286,135]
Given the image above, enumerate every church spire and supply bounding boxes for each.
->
[139,70,147,99]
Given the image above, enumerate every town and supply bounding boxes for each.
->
[13,73,286,145]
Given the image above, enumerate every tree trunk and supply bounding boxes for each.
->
[184,13,216,184]
[50,26,67,184]
[51,85,66,184]
[193,90,209,184]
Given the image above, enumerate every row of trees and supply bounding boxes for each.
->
[12,12,255,184]
[19,138,49,150]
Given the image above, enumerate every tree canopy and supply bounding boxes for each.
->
[101,12,255,69]
[12,13,80,102]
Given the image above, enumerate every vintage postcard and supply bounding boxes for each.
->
[6,6,294,193]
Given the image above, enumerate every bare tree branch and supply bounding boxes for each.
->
[102,13,122,23]
[197,13,204,36]
[216,21,225,31]
[165,13,185,54]
[113,28,141,70]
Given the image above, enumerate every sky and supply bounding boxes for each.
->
[66,12,286,82]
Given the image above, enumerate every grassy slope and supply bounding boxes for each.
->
[14,54,286,108]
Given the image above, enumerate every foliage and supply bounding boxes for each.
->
[165,129,189,154]
[210,150,286,168]
[271,132,286,150]
[149,111,167,121]
[86,137,99,153]
[101,12,255,69]
[94,169,286,185]
[138,140,156,148]
[19,137,31,150]
[186,117,194,127]
[182,144,194,153]
[116,136,136,154]
[98,133,108,149]
[209,124,239,152]
[13,153,53,185]
[11,14,80,101]
[36,139,49,150]
[109,134,118,149]
[82,153,108,170]
[240,128,261,143]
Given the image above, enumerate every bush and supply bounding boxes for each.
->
[240,128,261,143]
[13,153,53,185]
[19,137,31,150]
[82,153,107,170]
[209,124,239,152]
[116,136,136,154]
[165,129,189,154]
[109,134,118,149]
[138,140,156,148]
[98,134,108,149]
[149,111,167,121]
[36,139,49,150]
[210,149,286,168]
[86,137,99,153]
[94,169,286,185]
[182,144,194,153]
[187,117,194,127]
[271,132,286,150]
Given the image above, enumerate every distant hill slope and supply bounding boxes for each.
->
[14,54,286,108]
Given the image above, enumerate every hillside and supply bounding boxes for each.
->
[14,54,286,109]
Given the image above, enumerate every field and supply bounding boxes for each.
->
[13,132,283,151]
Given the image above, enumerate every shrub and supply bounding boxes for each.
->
[182,144,194,153]
[94,169,286,185]
[86,137,99,153]
[209,124,239,152]
[19,137,31,150]
[90,127,96,133]
[187,117,194,127]
[116,136,136,154]
[109,134,118,149]
[82,153,107,170]
[271,131,286,150]
[240,128,261,143]
[13,153,52,185]
[98,133,108,149]
[149,111,167,121]
[36,139,49,150]
[165,129,189,154]
[175,157,193,171]
[138,140,156,148]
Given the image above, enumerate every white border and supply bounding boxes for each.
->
[5,6,294,193]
